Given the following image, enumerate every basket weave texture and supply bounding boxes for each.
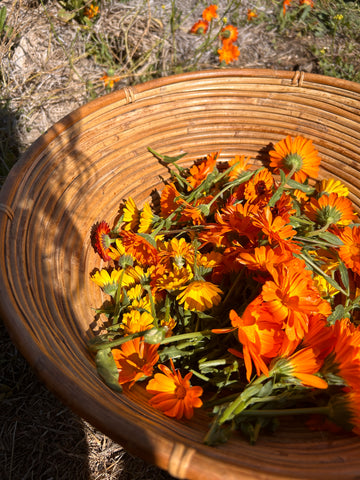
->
[1,69,360,480]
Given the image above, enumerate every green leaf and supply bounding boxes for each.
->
[0,6,6,33]
[316,231,343,246]
[57,8,76,22]
[147,147,188,165]
[95,348,122,392]
[286,178,315,194]
[327,304,346,325]
[339,260,349,291]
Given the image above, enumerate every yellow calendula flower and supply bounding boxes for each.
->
[316,178,349,197]
[109,237,128,262]
[91,269,122,297]
[123,197,140,231]
[313,274,339,297]
[176,280,223,312]
[156,265,193,292]
[138,202,156,233]
[122,309,154,334]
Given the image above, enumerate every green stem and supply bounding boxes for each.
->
[238,405,330,417]
[160,329,211,345]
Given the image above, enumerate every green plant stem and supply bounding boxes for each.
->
[160,329,212,345]
[237,405,330,417]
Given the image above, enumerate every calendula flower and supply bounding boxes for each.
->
[138,202,156,233]
[322,318,360,388]
[155,265,193,292]
[146,359,203,420]
[236,245,291,279]
[186,152,218,190]
[274,347,328,389]
[122,310,154,334]
[218,42,240,64]
[228,296,284,381]
[247,9,258,21]
[93,221,112,261]
[269,135,321,183]
[189,19,209,34]
[261,262,332,341]
[101,72,120,89]
[316,178,349,197]
[304,192,357,228]
[282,0,293,15]
[120,231,159,267]
[228,154,252,181]
[91,268,122,297]
[244,168,274,205]
[122,197,140,231]
[252,206,301,254]
[157,237,195,268]
[108,237,127,262]
[176,280,222,312]
[336,226,360,276]
[300,0,314,6]
[202,4,218,21]
[83,3,99,19]
[220,25,238,42]
[112,338,159,388]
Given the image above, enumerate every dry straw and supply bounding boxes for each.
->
[1,69,360,480]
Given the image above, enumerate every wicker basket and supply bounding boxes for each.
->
[1,69,360,480]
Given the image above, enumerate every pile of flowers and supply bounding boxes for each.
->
[189,4,240,65]
[89,135,360,444]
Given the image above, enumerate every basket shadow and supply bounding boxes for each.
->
[0,102,176,479]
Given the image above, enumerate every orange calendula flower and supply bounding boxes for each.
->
[244,168,274,205]
[189,19,209,34]
[220,25,238,42]
[186,152,218,190]
[146,359,203,420]
[84,3,99,19]
[274,347,328,389]
[229,296,284,381]
[202,4,218,22]
[300,0,314,7]
[282,0,293,15]
[252,206,300,254]
[337,226,360,276]
[93,221,112,261]
[261,262,332,341]
[120,231,159,267]
[157,237,194,268]
[101,72,120,89]
[228,154,252,181]
[112,338,159,388]
[176,280,222,312]
[247,9,258,21]
[322,318,360,388]
[304,192,357,227]
[269,135,321,183]
[218,42,240,65]
[236,245,291,278]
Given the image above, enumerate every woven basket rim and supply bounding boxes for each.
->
[1,68,360,480]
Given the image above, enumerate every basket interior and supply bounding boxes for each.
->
[1,69,360,480]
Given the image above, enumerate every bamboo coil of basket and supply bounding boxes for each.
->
[1,69,360,480]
